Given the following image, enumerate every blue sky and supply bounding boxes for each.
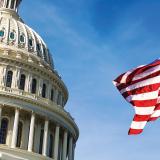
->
[19,0,160,159]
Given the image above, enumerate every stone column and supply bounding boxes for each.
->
[11,108,19,148]
[72,144,76,160]
[38,78,42,96]
[2,66,7,86]
[16,69,21,89]
[14,0,17,9]
[68,136,73,160]
[53,125,60,160]
[62,131,68,160]
[0,66,4,86]
[25,74,32,92]
[8,0,12,8]
[42,119,49,156]
[47,83,51,100]
[12,68,21,89]
[28,112,35,152]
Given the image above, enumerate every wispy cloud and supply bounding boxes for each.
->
[20,0,160,160]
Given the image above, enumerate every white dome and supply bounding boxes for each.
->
[0,7,54,68]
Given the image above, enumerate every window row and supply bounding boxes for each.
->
[0,28,48,59]
[0,29,26,44]
[5,70,64,106]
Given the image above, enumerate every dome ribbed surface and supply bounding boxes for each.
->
[0,8,54,68]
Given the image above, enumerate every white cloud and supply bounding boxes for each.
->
[20,1,160,160]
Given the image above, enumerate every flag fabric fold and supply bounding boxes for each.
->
[113,59,160,135]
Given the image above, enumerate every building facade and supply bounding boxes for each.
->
[0,0,79,160]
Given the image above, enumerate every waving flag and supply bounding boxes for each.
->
[113,59,160,135]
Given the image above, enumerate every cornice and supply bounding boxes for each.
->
[0,47,69,104]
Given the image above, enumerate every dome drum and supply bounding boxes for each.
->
[0,53,68,107]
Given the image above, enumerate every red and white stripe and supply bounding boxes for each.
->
[113,59,160,135]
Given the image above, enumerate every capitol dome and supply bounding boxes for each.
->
[0,0,79,160]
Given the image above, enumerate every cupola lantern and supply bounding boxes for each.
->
[0,0,22,12]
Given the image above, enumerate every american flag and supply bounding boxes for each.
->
[113,59,160,135]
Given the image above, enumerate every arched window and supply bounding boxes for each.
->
[49,134,54,158]
[42,83,46,98]
[43,47,47,61]
[20,34,25,43]
[50,89,54,101]
[31,79,37,94]
[29,38,33,47]
[19,74,26,90]
[6,71,13,88]
[37,44,41,57]
[0,118,8,144]
[16,121,23,147]
[29,38,32,46]
[39,128,44,154]
[37,44,41,52]
[0,28,5,38]
[10,31,16,40]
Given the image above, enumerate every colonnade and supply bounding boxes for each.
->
[0,106,75,160]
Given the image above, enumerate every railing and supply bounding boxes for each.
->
[0,86,75,122]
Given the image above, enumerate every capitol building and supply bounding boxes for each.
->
[0,0,79,160]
